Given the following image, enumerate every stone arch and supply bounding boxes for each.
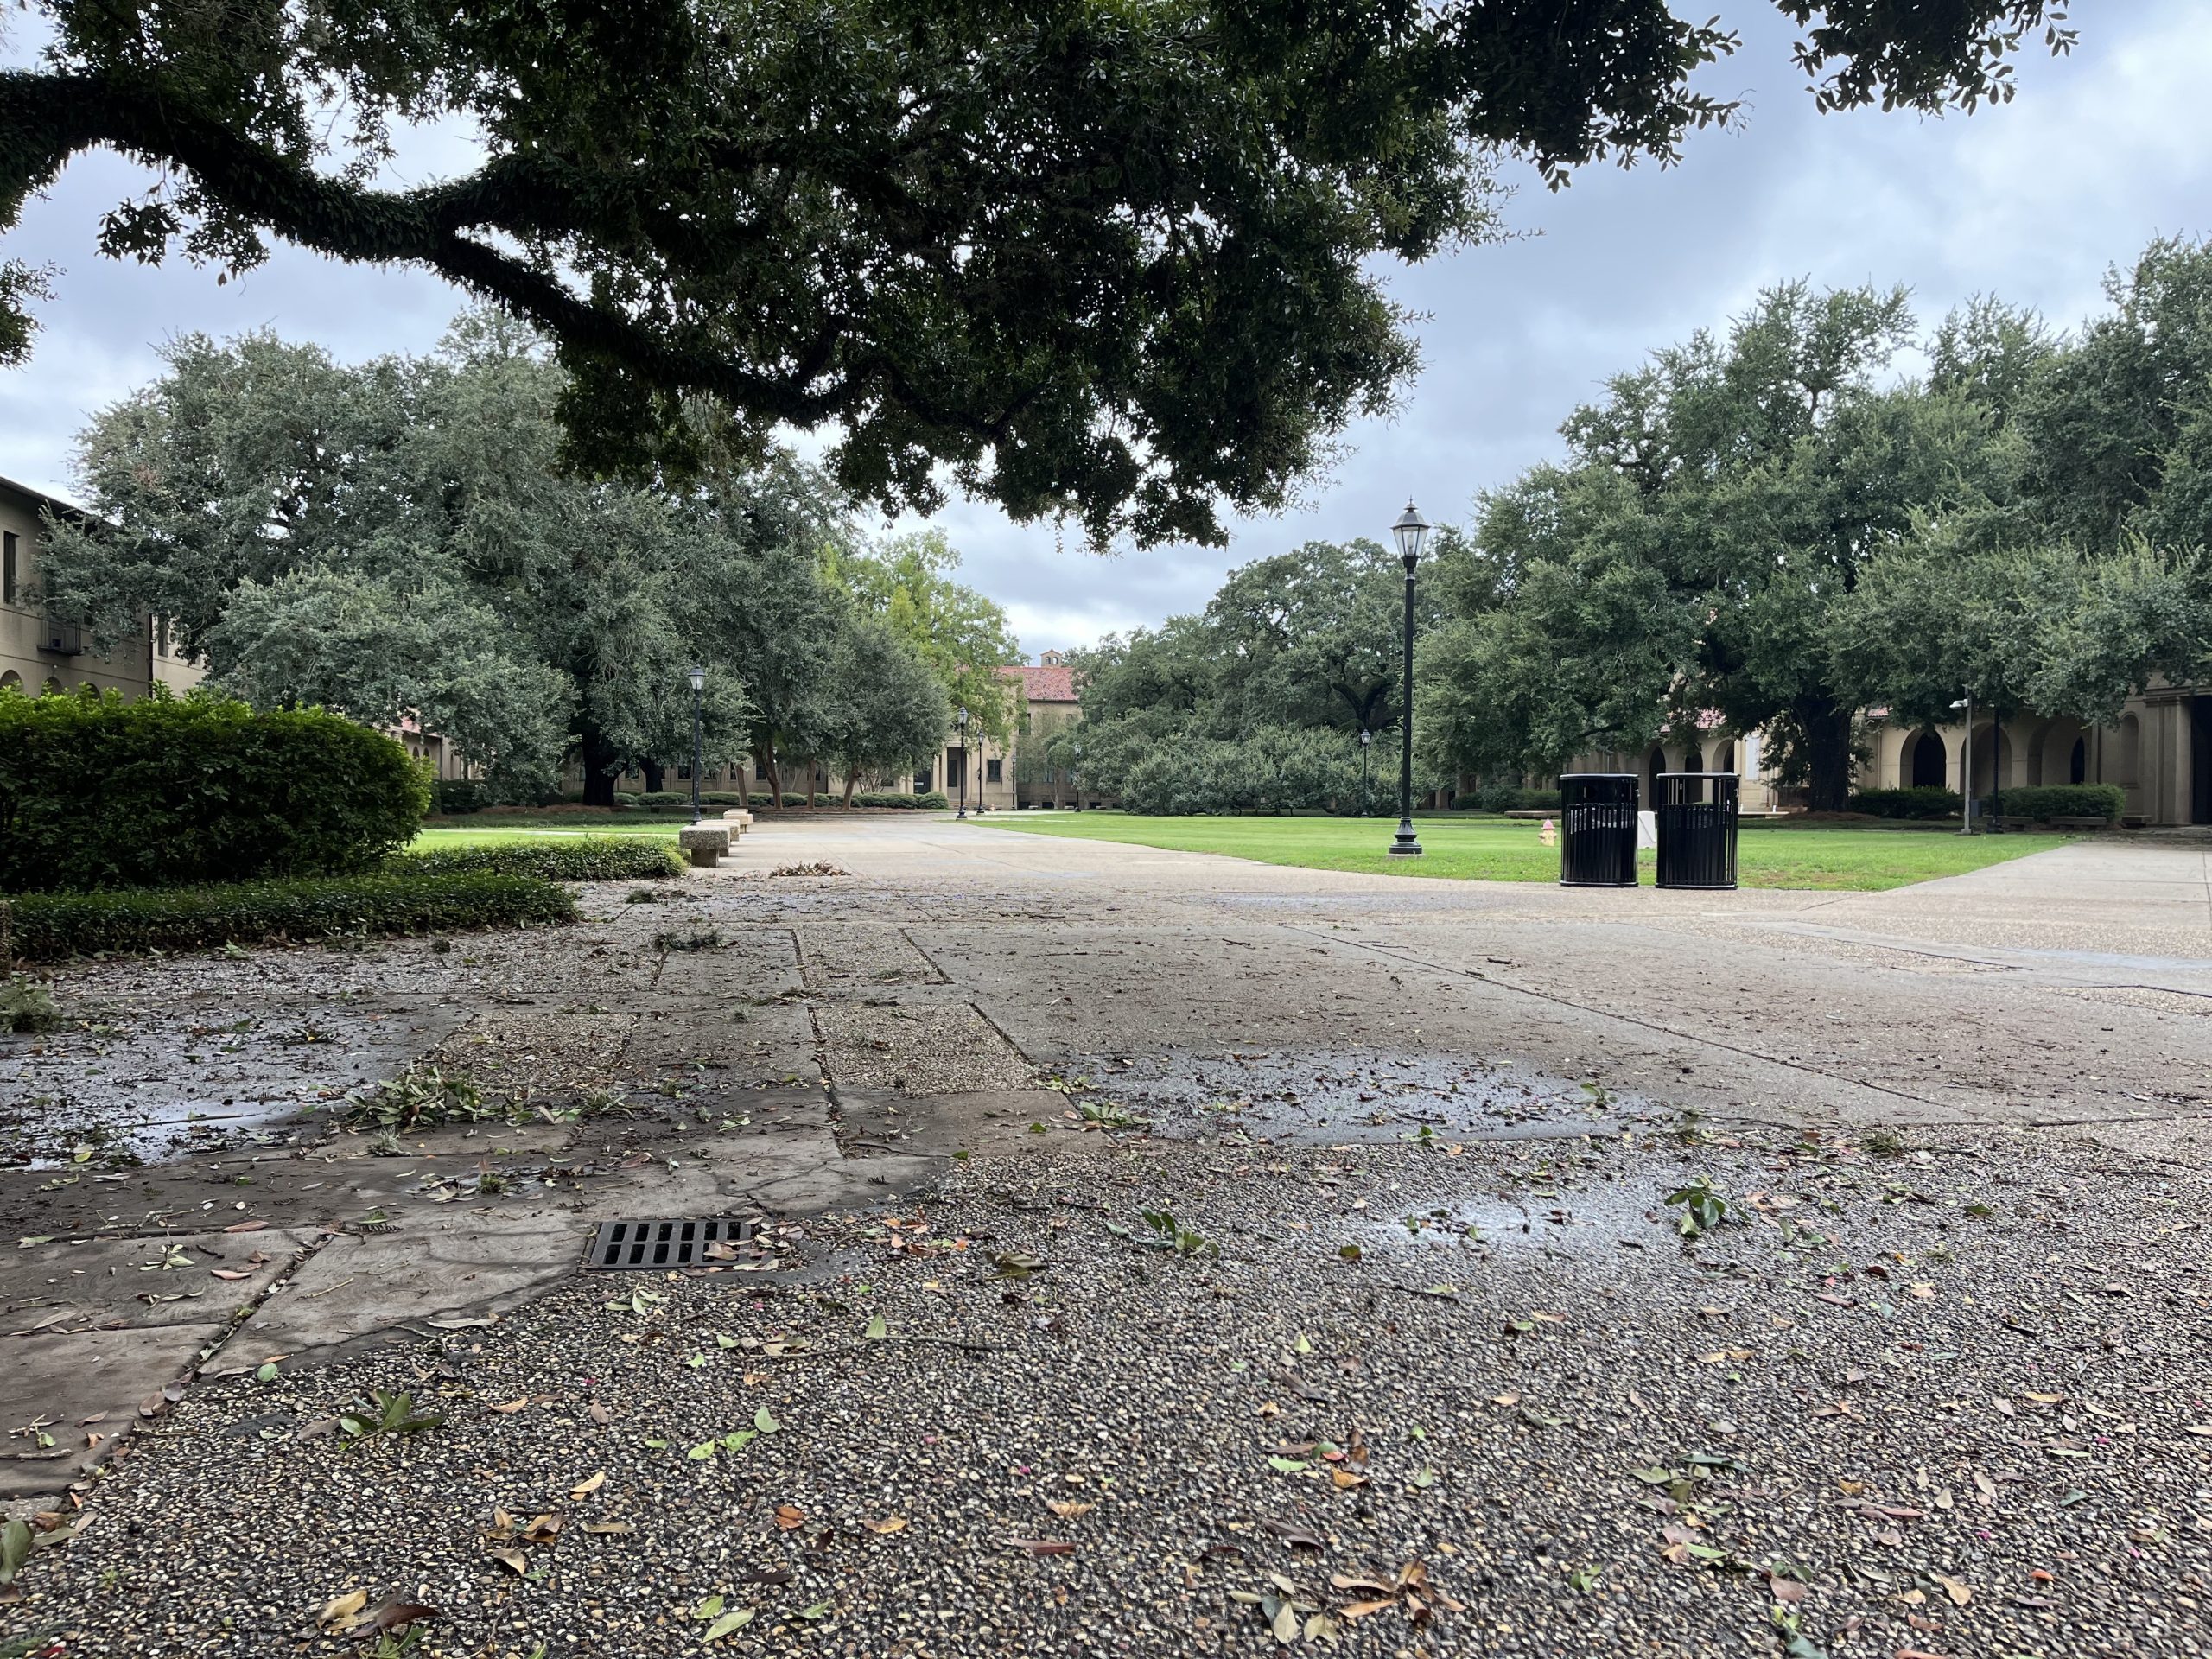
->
[1713,739,1736,776]
[1904,727,1948,789]
[1969,724,2015,792]
[0,670,20,694]
[1645,745,1667,797]
[41,675,64,696]
[2033,716,2086,787]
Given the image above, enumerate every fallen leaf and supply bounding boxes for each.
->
[1330,1469,1369,1490]
[1001,1537,1075,1555]
[1933,1573,1972,1607]
[1046,1500,1095,1519]
[702,1608,755,1642]
[316,1590,369,1631]
[776,1505,807,1530]
[209,1268,254,1281]
[570,1471,607,1500]
[861,1516,906,1535]
[368,1602,439,1634]
[486,1548,528,1574]
[1338,1598,1395,1619]
[489,1397,530,1414]
[588,1402,613,1425]
[582,1522,633,1535]
[221,1220,268,1234]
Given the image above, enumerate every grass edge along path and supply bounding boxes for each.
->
[973,810,2075,891]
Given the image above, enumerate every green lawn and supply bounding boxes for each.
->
[410,818,687,852]
[976,811,2075,891]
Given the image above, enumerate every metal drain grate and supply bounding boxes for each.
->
[585,1218,753,1271]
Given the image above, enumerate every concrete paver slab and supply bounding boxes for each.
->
[2,1228,317,1335]
[0,1323,230,1497]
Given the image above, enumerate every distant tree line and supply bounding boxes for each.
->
[36,315,1019,806]
[1416,233,2212,810]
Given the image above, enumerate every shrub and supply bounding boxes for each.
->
[392,838,684,882]
[431,779,490,815]
[636,790,690,807]
[1456,785,1562,812]
[1846,785,1961,820]
[845,791,948,809]
[1980,783,2124,823]
[745,791,822,808]
[0,690,428,892]
[0,872,573,961]
[1,976,64,1033]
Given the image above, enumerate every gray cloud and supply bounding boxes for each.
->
[6,5,2209,658]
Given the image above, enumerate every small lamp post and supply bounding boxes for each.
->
[1358,728,1373,817]
[956,707,969,819]
[1388,501,1428,857]
[1072,741,1084,811]
[687,664,706,824]
[1950,692,1973,836]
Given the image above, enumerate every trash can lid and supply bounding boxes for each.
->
[1558,772,1639,781]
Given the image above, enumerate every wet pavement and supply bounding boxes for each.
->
[1,817,2209,1656]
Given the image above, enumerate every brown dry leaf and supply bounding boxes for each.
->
[1337,1598,1396,1619]
[860,1516,906,1535]
[369,1603,440,1634]
[1329,1574,1395,1596]
[209,1268,255,1281]
[570,1471,607,1500]
[1000,1537,1075,1555]
[2025,1392,2067,1405]
[776,1505,808,1530]
[1045,1501,1094,1519]
[316,1590,369,1631]
[490,1397,530,1414]
[582,1521,634,1535]
[221,1220,268,1234]
[1330,1469,1369,1490]
[588,1402,613,1426]
[487,1547,528,1574]
[519,1513,563,1545]
[1934,1573,1973,1607]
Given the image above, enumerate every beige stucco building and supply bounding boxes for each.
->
[1567,685,2210,826]
[0,475,200,702]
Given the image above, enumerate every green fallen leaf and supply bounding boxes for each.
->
[1630,1466,1675,1484]
[1293,1334,1313,1356]
[798,1600,833,1621]
[754,1407,780,1434]
[693,1593,725,1618]
[864,1314,889,1340]
[715,1332,740,1349]
[1268,1456,1310,1474]
[686,1441,718,1460]
[702,1609,754,1642]
[1338,1243,1363,1262]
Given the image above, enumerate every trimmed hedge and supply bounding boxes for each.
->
[1980,783,2125,822]
[0,690,428,892]
[850,791,950,809]
[433,779,491,815]
[0,872,574,961]
[393,838,684,881]
[1846,786,1961,820]
[1454,785,1564,813]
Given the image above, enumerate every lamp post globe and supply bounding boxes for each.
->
[956,707,969,819]
[686,664,706,824]
[1387,501,1428,857]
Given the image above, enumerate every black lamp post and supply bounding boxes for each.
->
[1358,728,1373,817]
[956,707,969,819]
[1388,501,1428,857]
[1072,741,1084,811]
[687,664,705,824]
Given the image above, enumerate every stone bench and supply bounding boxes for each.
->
[677,824,732,867]
[721,809,753,835]
[2045,815,2110,831]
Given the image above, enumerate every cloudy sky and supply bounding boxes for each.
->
[6,4,2211,657]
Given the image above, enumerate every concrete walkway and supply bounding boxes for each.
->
[3,816,2208,1527]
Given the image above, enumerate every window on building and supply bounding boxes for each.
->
[914,770,930,792]
[986,758,1002,783]
[2,531,15,605]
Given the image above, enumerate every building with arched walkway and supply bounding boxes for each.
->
[1564,691,2212,829]
[1,474,200,702]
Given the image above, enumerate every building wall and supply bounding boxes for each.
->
[0,478,200,701]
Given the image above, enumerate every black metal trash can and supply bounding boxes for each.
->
[1654,772,1739,890]
[1558,773,1639,887]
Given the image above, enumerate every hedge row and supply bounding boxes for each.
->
[1,690,426,891]
[393,839,684,881]
[1453,785,1563,813]
[1846,786,1961,819]
[1979,783,2126,822]
[0,872,574,961]
[1848,783,2124,822]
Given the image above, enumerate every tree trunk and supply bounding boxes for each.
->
[763,747,783,807]
[842,770,859,807]
[579,721,620,807]
[1798,699,1857,813]
[641,760,665,792]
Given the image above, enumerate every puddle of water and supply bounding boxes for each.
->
[1055,1048,1657,1147]
[1353,1181,1668,1259]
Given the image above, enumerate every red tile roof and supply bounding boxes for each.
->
[1001,663,1077,702]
